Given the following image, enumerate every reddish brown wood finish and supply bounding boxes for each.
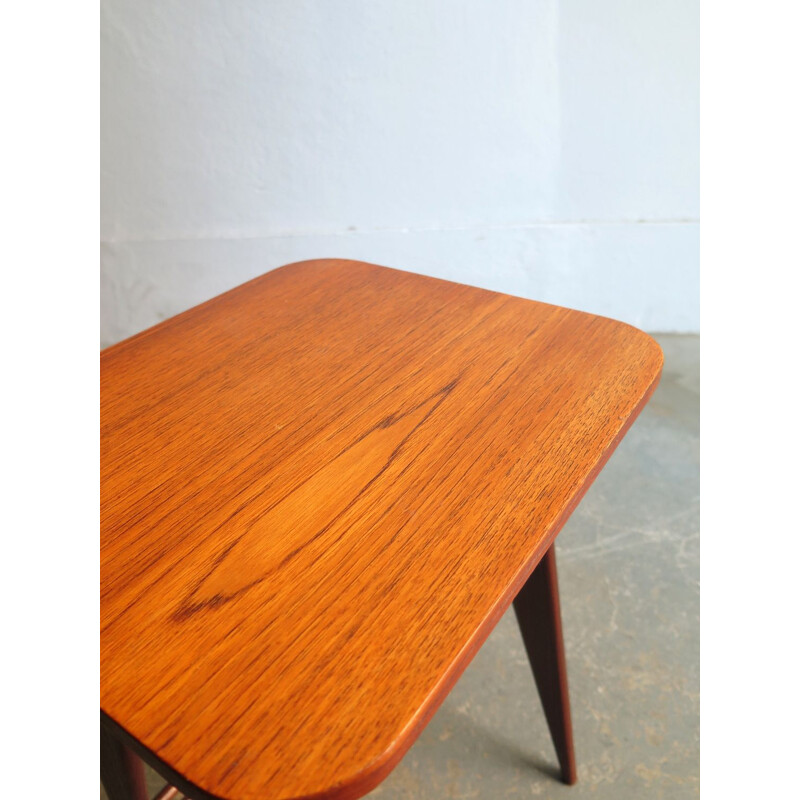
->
[100,717,148,800]
[152,784,181,800]
[101,259,662,800]
[514,544,577,785]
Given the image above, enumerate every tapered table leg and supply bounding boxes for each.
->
[513,543,577,785]
[101,718,148,800]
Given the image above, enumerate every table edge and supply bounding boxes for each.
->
[101,340,663,800]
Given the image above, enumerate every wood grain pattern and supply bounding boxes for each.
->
[101,259,662,800]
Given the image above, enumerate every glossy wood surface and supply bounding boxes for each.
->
[101,259,662,800]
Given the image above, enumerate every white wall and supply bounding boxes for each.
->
[101,0,698,347]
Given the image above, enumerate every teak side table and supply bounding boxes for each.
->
[101,259,663,800]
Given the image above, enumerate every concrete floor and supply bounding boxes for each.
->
[103,333,699,800]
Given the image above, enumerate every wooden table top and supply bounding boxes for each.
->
[101,259,662,800]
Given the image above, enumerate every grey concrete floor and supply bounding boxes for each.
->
[103,333,699,800]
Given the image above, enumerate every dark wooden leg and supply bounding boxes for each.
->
[513,543,577,785]
[100,718,149,800]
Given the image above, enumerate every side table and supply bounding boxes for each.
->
[101,259,662,800]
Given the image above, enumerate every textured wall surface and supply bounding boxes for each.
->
[101,0,698,346]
